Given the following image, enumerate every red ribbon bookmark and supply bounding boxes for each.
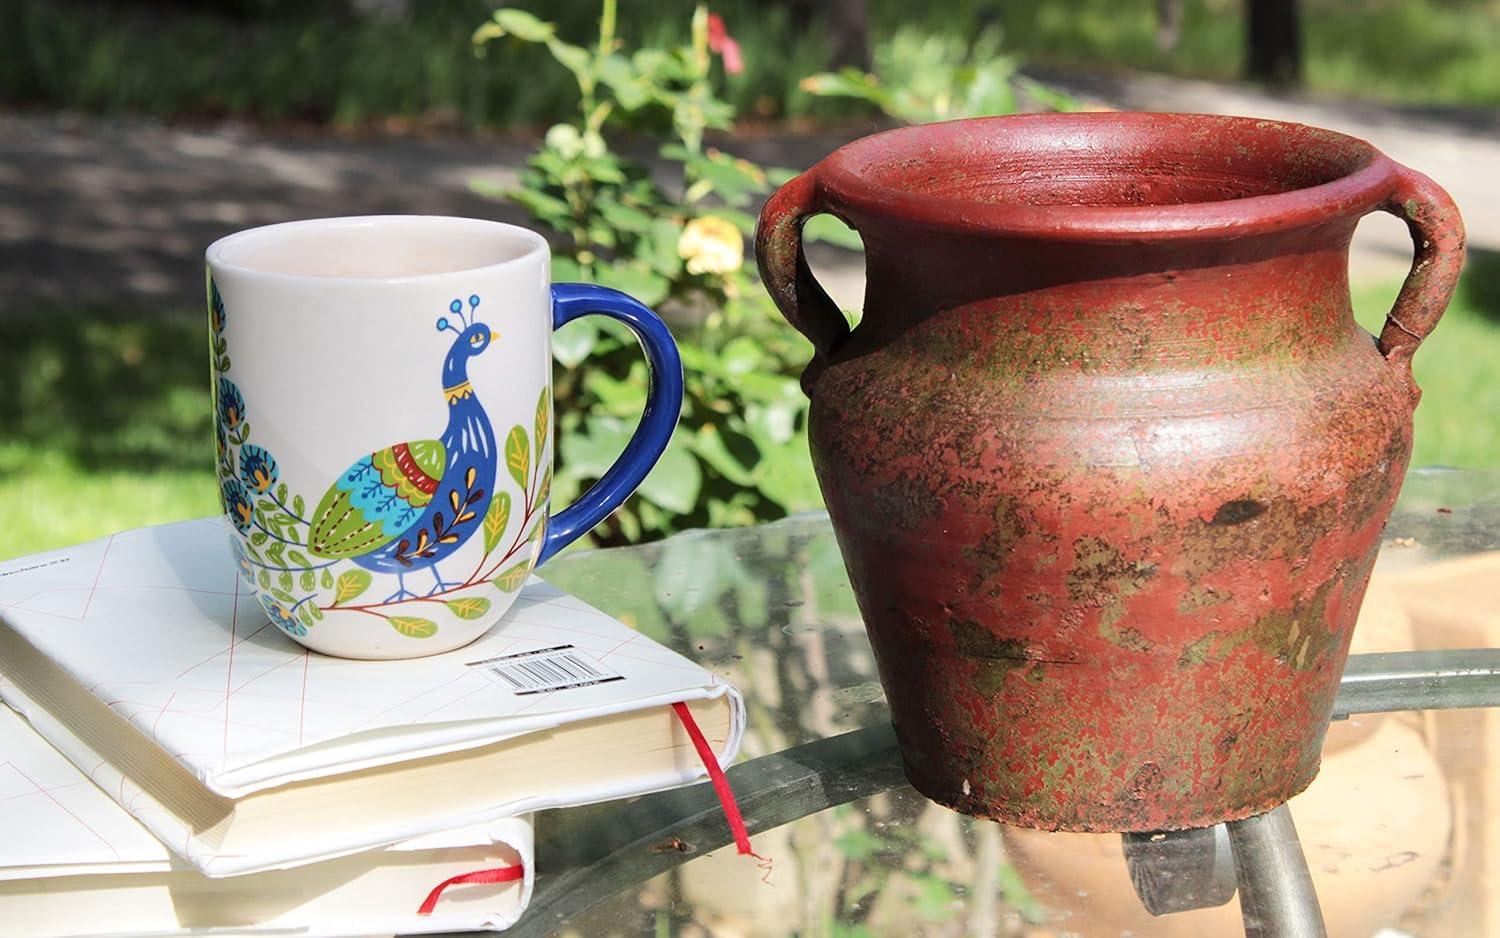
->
[417,864,524,915]
[671,700,768,869]
[419,702,765,914]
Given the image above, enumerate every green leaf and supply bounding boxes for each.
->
[296,603,316,628]
[637,436,702,514]
[250,531,268,546]
[490,9,554,43]
[270,587,296,604]
[596,197,655,234]
[561,415,633,479]
[292,494,306,518]
[389,616,438,639]
[505,426,531,490]
[334,569,372,604]
[597,52,647,107]
[320,568,334,590]
[551,256,584,282]
[278,571,293,591]
[745,401,800,446]
[534,386,550,461]
[592,261,670,307]
[683,149,769,205]
[445,597,492,620]
[493,562,530,593]
[545,38,591,81]
[756,439,823,511]
[287,549,311,568]
[804,213,865,250]
[299,570,316,592]
[258,569,271,589]
[275,482,288,503]
[718,336,763,376]
[510,187,571,222]
[483,491,513,554]
[691,424,759,486]
[641,218,684,278]
[552,318,599,367]
[582,368,646,414]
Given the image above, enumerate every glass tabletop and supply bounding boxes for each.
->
[502,468,1500,937]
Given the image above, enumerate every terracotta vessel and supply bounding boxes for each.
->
[755,113,1464,831]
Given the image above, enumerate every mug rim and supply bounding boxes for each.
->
[205,214,550,285]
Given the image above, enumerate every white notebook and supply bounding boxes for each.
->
[0,519,744,876]
[0,704,534,936]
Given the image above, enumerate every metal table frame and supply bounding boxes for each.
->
[493,649,1500,938]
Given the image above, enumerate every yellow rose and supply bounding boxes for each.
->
[677,215,744,276]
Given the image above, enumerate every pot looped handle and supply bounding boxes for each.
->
[755,169,852,376]
[1374,166,1465,373]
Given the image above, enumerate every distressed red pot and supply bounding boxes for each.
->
[756,113,1464,832]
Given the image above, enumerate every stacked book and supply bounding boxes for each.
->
[0,519,745,936]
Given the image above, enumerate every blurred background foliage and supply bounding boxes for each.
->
[3,0,1498,129]
[1,0,1498,559]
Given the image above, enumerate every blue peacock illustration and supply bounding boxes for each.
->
[211,282,549,640]
[306,295,497,602]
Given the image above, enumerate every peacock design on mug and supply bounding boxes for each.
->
[211,281,550,641]
[306,295,498,602]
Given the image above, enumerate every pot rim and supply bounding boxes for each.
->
[814,112,1401,241]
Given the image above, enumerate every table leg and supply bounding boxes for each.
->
[1226,804,1327,938]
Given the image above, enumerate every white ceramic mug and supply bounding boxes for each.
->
[206,215,682,658]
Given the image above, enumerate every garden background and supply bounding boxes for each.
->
[2,0,1498,560]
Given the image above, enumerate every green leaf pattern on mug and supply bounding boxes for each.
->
[506,426,531,491]
[389,616,439,639]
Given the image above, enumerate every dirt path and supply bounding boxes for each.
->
[1,70,1494,314]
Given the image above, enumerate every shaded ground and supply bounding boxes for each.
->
[2,68,1497,316]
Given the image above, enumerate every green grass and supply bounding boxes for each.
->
[4,0,1497,128]
[906,0,1500,109]
[2,272,1496,562]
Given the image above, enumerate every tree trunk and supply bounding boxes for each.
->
[789,0,869,71]
[1245,0,1303,87]
[1156,0,1183,52]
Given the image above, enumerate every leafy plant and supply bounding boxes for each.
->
[800,25,1077,123]
[474,2,842,545]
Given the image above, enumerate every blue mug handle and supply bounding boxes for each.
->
[538,283,684,564]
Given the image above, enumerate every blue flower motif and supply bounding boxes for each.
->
[221,477,253,534]
[217,376,246,431]
[210,280,226,334]
[257,593,307,637]
[229,537,253,579]
[216,420,229,463]
[239,444,279,494]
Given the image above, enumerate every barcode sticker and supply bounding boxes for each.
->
[467,644,624,695]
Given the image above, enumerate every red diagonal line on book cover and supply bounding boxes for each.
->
[416,863,524,915]
[222,576,240,760]
[297,649,310,747]
[80,534,115,621]
[0,760,121,860]
[171,621,272,681]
